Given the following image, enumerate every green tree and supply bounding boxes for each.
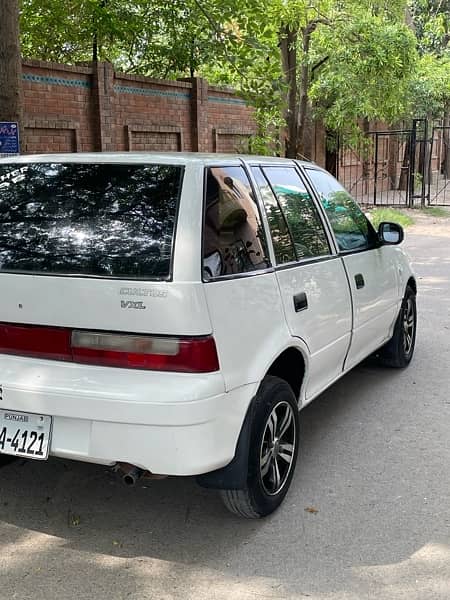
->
[310,12,418,139]
[407,1,450,175]
[200,0,417,156]
[20,0,224,77]
[409,0,449,56]
[18,0,432,159]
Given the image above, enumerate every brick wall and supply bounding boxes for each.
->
[208,86,256,153]
[22,61,95,153]
[20,59,258,155]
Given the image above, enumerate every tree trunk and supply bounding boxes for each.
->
[325,130,338,176]
[92,33,99,62]
[387,123,400,190]
[297,26,312,159]
[92,0,108,62]
[0,0,23,143]
[362,117,371,196]
[279,25,298,158]
[297,20,324,159]
[302,104,313,159]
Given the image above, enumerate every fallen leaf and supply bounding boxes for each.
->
[305,506,319,514]
[68,510,81,527]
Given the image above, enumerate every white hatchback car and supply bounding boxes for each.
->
[0,153,416,518]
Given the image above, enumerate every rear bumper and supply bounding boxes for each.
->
[0,355,257,475]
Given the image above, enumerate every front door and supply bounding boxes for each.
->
[304,167,400,370]
[250,165,352,401]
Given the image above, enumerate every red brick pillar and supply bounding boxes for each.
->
[92,61,115,151]
[190,77,209,152]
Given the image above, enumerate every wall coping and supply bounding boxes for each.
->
[22,59,93,75]
[114,71,192,89]
[208,84,241,95]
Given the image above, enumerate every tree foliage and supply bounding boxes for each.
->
[406,0,450,118]
[16,0,450,156]
[200,0,418,154]
[20,0,227,77]
[310,13,417,133]
[408,53,450,118]
[409,0,449,55]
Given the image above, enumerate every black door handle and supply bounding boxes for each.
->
[355,273,365,289]
[293,292,308,312]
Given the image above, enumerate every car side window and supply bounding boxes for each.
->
[306,168,378,252]
[262,167,330,260]
[203,166,270,279]
[251,166,296,265]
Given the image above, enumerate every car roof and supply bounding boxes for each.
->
[0,152,312,167]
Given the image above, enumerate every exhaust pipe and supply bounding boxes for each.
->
[123,466,144,486]
[114,462,168,486]
[115,462,144,486]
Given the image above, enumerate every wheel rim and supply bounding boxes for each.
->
[403,297,415,356]
[259,401,296,496]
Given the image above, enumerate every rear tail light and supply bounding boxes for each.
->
[0,323,219,373]
[71,331,219,373]
[0,323,71,361]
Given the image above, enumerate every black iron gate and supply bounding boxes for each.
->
[335,118,448,207]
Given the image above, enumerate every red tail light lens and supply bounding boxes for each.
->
[0,323,71,361]
[71,331,220,373]
[0,323,219,373]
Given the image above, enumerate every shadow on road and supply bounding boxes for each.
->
[1,230,450,599]
[1,354,449,597]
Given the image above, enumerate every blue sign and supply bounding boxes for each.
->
[0,122,20,154]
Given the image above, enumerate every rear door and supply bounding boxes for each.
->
[200,164,286,392]
[304,167,400,369]
[0,160,211,337]
[251,164,352,401]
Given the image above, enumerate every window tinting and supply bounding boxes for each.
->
[0,163,183,279]
[262,167,330,259]
[306,168,378,252]
[203,166,270,278]
[251,167,296,264]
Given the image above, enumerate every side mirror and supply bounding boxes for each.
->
[378,221,404,245]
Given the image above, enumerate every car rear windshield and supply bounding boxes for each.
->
[0,162,183,279]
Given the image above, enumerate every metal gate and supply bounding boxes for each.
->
[336,119,435,207]
[427,125,450,205]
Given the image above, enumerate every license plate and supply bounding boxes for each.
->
[0,410,52,460]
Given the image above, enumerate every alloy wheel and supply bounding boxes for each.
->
[259,401,296,496]
[403,297,415,356]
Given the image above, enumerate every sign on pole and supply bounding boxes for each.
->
[0,122,20,154]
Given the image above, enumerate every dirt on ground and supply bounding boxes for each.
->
[404,207,450,237]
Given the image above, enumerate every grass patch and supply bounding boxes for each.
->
[420,206,450,218]
[367,208,415,229]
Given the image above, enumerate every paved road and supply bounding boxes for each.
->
[1,216,450,600]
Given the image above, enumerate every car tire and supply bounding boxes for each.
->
[220,376,299,518]
[377,285,417,368]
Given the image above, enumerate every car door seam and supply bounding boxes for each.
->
[339,257,356,371]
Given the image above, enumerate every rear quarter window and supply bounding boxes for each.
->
[0,163,184,279]
[203,166,270,279]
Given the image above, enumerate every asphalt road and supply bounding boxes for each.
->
[1,215,450,600]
